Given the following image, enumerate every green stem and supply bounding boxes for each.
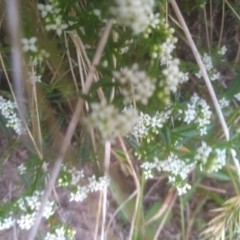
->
[180,196,186,240]
[226,165,240,195]
[133,172,145,240]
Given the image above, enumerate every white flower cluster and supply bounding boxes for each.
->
[195,53,220,81]
[143,13,161,38]
[38,0,68,36]
[0,215,15,231]
[194,142,226,172]
[22,37,49,66]
[147,13,161,29]
[15,191,55,230]
[110,0,154,35]
[150,22,177,65]
[155,153,194,180]
[169,180,191,196]
[132,107,172,141]
[140,161,156,179]
[22,37,38,52]
[152,38,174,62]
[0,96,25,135]
[69,186,88,202]
[234,93,240,101]
[219,97,230,109]
[29,71,42,84]
[58,165,110,202]
[141,153,194,195]
[156,154,193,195]
[88,175,110,192]
[119,39,133,54]
[179,72,189,84]
[180,93,212,135]
[113,64,155,104]
[162,59,184,92]
[69,176,110,202]
[83,100,138,141]
[18,163,27,175]
[45,226,76,240]
[218,45,227,55]
[58,165,84,187]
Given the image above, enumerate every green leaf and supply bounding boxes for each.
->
[208,192,225,205]
[224,73,240,99]
[172,124,199,138]
[207,170,231,181]
[145,202,172,224]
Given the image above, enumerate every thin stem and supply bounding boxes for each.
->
[31,67,43,156]
[94,191,103,240]
[180,196,186,240]
[209,0,213,46]
[203,5,210,49]
[133,171,145,240]
[218,0,225,48]
[100,141,111,240]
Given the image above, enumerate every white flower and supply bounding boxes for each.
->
[38,4,53,18]
[219,97,230,108]
[0,215,15,230]
[202,53,213,71]
[195,53,213,78]
[43,201,55,219]
[45,226,66,240]
[16,191,55,225]
[218,45,227,55]
[159,38,176,65]
[184,104,196,124]
[175,182,191,195]
[21,37,38,52]
[28,71,41,83]
[93,9,101,17]
[46,16,68,36]
[88,175,110,192]
[179,72,189,84]
[210,72,220,81]
[17,213,36,230]
[155,153,193,180]
[141,162,156,179]
[84,100,138,141]
[162,58,183,92]
[58,165,84,187]
[195,142,212,170]
[234,93,240,101]
[110,0,154,34]
[182,94,212,135]
[18,163,26,175]
[207,149,226,172]
[113,64,155,104]
[148,13,160,29]
[69,186,88,202]
[132,106,172,139]
[0,96,25,134]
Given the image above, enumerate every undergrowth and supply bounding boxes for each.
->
[1,0,240,239]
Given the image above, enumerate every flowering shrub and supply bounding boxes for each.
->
[1,0,240,239]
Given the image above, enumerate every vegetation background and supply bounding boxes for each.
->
[1,0,240,240]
